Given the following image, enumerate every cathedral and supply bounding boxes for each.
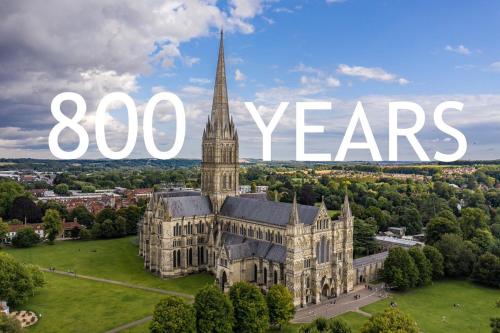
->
[139,32,355,306]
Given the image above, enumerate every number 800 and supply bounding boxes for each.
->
[49,92,186,159]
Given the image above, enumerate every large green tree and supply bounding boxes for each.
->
[459,207,489,240]
[69,205,95,227]
[423,245,444,279]
[0,181,25,218]
[0,252,44,306]
[360,307,419,333]
[435,234,476,277]
[266,284,295,329]
[425,217,461,244]
[408,247,433,286]
[0,218,8,241]
[8,196,42,224]
[42,209,62,243]
[471,252,500,288]
[229,282,269,333]
[194,284,233,333]
[150,296,195,333]
[383,247,418,290]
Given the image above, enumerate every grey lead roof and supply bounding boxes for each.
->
[220,196,319,226]
[222,232,287,263]
[163,195,212,218]
[353,251,388,268]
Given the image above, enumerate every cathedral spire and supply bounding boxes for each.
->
[288,192,300,225]
[341,192,352,218]
[210,29,230,135]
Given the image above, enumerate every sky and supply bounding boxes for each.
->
[0,0,499,161]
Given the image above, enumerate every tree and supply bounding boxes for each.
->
[12,228,40,248]
[435,234,476,277]
[0,181,25,218]
[116,205,142,234]
[471,252,500,288]
[42,209,62,243]
[266,284,295,329]
[81,185,96,193]
[360,307,419,333]
[408,247,432,286]
[229,282,269,333]
[150,296,196,333]
[8,196,42,224]
[194,284,233,333]
[383,247,418,290]
[353,218,377,256]
[79,228,92,240]
[251,182,257,193]
[69,205,94,227]
[425,217,461,244]
[492,317,500,333]
[0,218,8,241]
[300,317,352,333]
[95,208,117,224]
[0,252,44,306]
[459,207,489,240]
[472,229,495,254]
[0,312,22,333]
[423,245,444,279]
[54,183,70,196]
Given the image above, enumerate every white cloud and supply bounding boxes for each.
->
[189,78,211,85]
[326,76,341,87]
[488,62,500,72]
[445,44,471,55]
[230,0,263,18]
[235,69,246,81]
[337,64,409,85]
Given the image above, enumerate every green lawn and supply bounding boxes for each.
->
[362,280,500,333]
[6,239,500,333]
[5,237,214,295]
[21,273,165,333]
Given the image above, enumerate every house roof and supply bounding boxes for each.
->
[220,196,319,226]
[221,232,287,263]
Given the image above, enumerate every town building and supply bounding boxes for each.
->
[139,32,355,306]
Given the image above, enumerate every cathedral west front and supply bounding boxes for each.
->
[139,31,354,306]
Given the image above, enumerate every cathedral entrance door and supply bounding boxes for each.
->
[321,284,329,301]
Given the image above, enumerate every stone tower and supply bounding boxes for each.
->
[340,193,354,292]
[201,31,239,213]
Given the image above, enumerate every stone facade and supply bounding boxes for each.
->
[139,32,354,306]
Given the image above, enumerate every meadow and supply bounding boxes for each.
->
[4,237,500,333]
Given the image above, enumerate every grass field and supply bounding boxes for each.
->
[361,280,500,333]
[5,238,500,333]
[22,273,165,333]
[5,237,213,295]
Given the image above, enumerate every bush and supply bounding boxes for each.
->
[0,312,22,333]
[300,317,352,333]
[12,228,40,248]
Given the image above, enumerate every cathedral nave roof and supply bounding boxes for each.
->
[220,196,319,226]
